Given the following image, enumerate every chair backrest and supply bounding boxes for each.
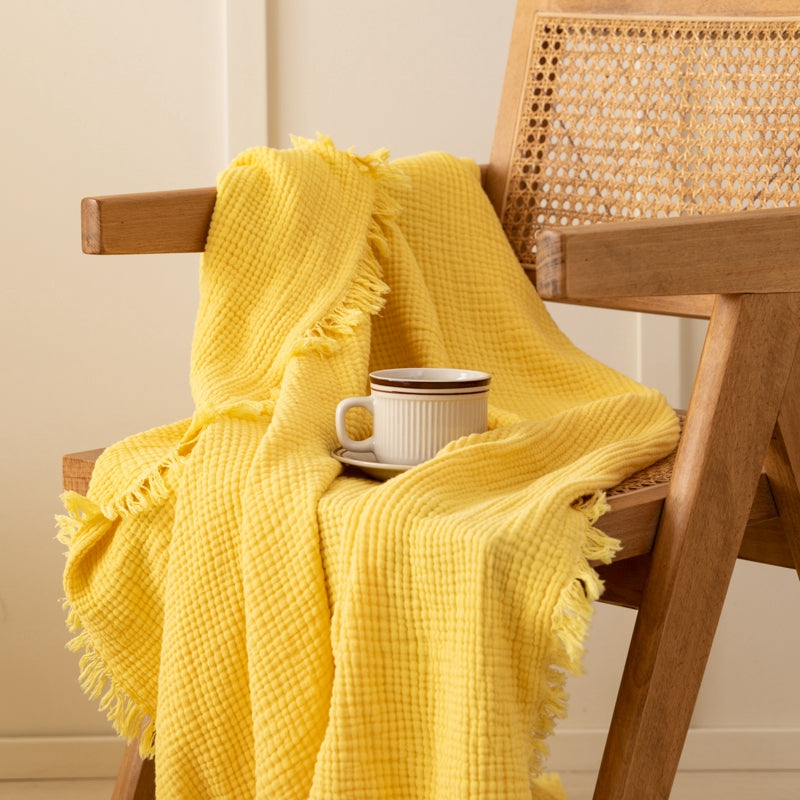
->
[486,0,800,318]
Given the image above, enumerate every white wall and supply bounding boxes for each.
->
[2,0,798,781]
[0,0,233,770]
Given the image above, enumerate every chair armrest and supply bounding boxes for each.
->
[80,166,491,257]
[81,188,216,254]
[535,206,800,299]
[63,449,104,494]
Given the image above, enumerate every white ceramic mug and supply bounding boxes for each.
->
[336,368,491,466]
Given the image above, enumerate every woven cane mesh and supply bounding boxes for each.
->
[503,14,800,265]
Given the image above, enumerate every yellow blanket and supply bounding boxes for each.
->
[59,136,679,798]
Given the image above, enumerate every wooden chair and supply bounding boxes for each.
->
[64,1,800,797]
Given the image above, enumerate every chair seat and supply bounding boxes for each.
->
[63,437,793,614]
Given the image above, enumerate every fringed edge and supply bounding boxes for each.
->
[56,495,156,757]
[288,134,398,357]
[55,491,108,548]
[528,490,619,777]
[102,450,185,522]
[84,398,276,522]
[64,610,157,758]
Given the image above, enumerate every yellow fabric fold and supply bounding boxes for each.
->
[59,135,679,799]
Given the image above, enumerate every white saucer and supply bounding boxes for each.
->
[332,447,411,480]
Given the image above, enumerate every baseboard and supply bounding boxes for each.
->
[547,727,800,773]
[0,736,125,780]
[1,728,799,781]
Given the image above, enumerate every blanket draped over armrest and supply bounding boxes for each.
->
[58,135,679,799]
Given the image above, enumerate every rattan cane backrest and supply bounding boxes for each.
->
[487,0,800,317]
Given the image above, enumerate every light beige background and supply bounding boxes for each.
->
[1,0,798,780]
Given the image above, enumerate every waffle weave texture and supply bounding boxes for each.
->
[59,135,678,799]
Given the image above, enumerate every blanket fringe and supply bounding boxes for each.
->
[529,490,619,777]
[57,494,156,756]
[105,452,184,521]
[64,620,157,757]
[290,135,396,356]
[56,491,105,548]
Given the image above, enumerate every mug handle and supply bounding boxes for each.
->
[335,396,374,453]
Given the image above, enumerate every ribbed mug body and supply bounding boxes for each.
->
[370,389,488,465]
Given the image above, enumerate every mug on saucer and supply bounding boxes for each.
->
[335,367,491,467]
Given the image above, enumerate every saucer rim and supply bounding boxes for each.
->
[331,447,411,479]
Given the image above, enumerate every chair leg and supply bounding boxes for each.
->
[593,293,800,800]
[764,348,800,580]
[111,736,155,800]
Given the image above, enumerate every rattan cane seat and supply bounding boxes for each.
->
[605,431,677,497]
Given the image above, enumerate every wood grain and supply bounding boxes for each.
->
[535,206,800,300]
[765,350,800,580]
[594,292,800,800]
[111,737,155,800]
[62,449,104,493]
[81,188,216,254]
[535,289,715,320]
